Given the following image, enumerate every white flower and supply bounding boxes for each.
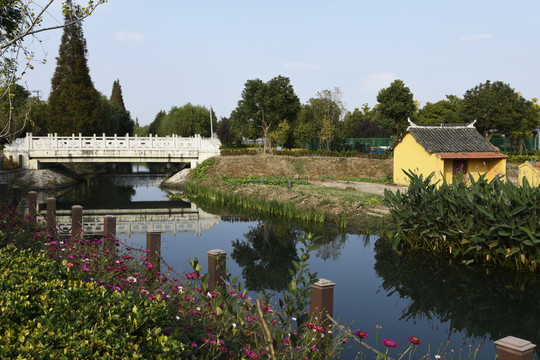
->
[176,316,180,320]
[207,292,212,298]
[232,323,237,329]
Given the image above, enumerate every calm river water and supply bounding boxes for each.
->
[36,170,539,360]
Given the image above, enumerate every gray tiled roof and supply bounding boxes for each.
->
[405,122,498,153]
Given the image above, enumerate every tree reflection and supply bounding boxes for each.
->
[58,176,136,206]
[231,221,300,292]
[373,240,540,349]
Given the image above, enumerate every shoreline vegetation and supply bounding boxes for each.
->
[172,155,395,232]
[177,155,538,273]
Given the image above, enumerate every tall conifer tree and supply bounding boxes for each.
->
[110,79,125,110]
[48,0,103,135]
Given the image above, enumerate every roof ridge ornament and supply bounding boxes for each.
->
[407,118,417,128]
[468,120,477,128]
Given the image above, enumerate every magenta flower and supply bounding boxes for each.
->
[355,330,368,339]
[408,336,420,345]
[382,339,397,348]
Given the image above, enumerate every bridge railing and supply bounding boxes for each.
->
[25,133,204,151]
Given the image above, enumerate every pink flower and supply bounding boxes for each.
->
[408,336,420,345]
[382,339,397,348]
[355,330,368,339]
[66,262,74,268]
[145,263,154,270]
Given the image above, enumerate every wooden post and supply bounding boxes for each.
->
[28,191,37,218]
[146,230,161,272]
[46,198,56,232]
[71,205,83,237]
[310,279,335,323]
[207,249,227,292]
[495,337,536,360]
[12,186,21,208]
[103,215,117,239]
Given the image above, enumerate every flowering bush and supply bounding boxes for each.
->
[0,198,485,359]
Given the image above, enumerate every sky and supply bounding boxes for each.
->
[20,0,540,126]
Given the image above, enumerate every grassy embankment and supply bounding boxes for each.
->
[178,155,394,231]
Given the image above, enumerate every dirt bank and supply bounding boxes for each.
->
[208,155,393,180]
[183,155,395,231]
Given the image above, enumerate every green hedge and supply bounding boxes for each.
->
[0,245,188,359]
[384,171,540,271]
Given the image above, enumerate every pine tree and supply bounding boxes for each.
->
[48,1,103,135]
[110,79,125,110]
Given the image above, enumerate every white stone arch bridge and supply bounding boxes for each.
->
[3,133,221,169]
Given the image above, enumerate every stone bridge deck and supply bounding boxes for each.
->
[3,133,221,169]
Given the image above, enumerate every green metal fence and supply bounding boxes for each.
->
[489,137,537,152]
[342,138,395,153]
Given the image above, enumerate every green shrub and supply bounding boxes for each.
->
[0,245,188,359]
[384,171,540,271]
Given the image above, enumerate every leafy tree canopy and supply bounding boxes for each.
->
[230,75,300,152]
[109,79,126,110]
[417,95,463,124]
[375,79,416,137]
[47,1,103,135]
[149,110,166,135]
[157,103,216,137]
[459,80,539,139]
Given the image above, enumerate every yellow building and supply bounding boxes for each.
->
[518,161,540,187]
[390,121,507,186]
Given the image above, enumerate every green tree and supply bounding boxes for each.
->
[26,96,49,136]
[216,117,232,145]
[230,75,300,153]
[110,79,125,110]
[459,81,539,143]
[375,79,416,137]
[309,88,345,150]
[149,110,166,135]
[48,1,103,135]
[157,103,216,137]
[292,104,317,148]
[1,0,106,141]
[106,79,134,135]
[269,119,292,149]
[417,95,463,124]
[0,82,30,142]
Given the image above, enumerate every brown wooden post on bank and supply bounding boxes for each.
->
[207,249,227,292]
[12,186,21,208]
[28,191,37,218]
[146,230,161,272]
[103,215,117,239]
[495,337,536,360]
[71,205,83,237]
[310,279,335,324]
[46,198,56,232]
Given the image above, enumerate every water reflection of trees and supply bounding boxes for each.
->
[373,240,540,348]
[58,177,136,206]
[231,221,300,292]
[230,216,373,291]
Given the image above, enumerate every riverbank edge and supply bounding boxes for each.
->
[0,168,77,190]
[164,167,393,233]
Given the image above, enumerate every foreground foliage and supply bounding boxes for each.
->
[0,198,492,359]
[384,171,540,271]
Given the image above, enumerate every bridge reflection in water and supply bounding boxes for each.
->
[43,201,221,237]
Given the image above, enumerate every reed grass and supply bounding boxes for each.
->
[177,182,327,223]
